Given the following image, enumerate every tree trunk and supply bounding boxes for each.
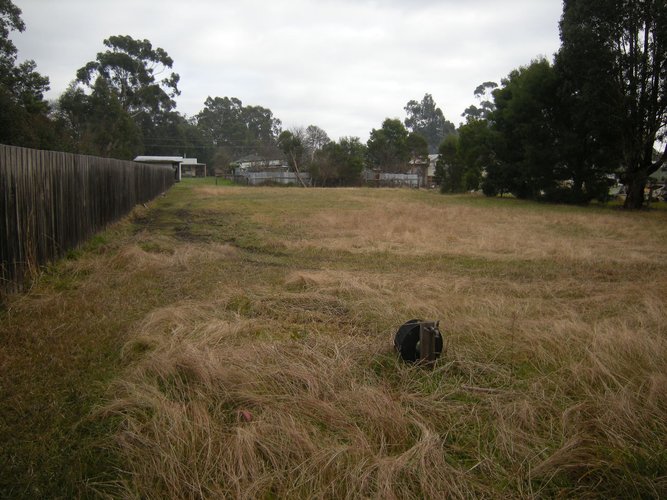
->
[624,171,647,209]
[290,153,308,188]
[572,176,584,201]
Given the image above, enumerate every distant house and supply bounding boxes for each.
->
[232,154,289,172]
[427,154,439,185]
[406,154,439,188]
[133,156,207,181]
[231,154,310,186]
[363,154,438,188]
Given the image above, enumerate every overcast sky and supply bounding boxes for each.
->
[11,0,563,141]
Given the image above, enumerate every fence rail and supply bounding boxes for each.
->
[362,170,422,188]
[234,171,311,186]
[1,144,174,293]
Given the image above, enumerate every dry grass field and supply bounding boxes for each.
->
[1,180,666,498]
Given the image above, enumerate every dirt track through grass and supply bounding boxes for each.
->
[1,180,666,498]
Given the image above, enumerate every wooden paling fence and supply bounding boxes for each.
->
[1,144,174,293]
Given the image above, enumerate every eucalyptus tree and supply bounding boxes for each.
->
[404,93,456,153]
[462,82,498,122]
[196,96,281,158]
[76,35,180,120]
[57,35,181,157]
[303,124,331,163]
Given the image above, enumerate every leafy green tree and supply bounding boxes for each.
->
[366,118,410,172]
[57,35,182,158]
[76,35,180,120]
[457,119,495,191]
[196,96,245,151]
[407,132,428,163]
[313,137,366,186]
[553,25,622,203]
[462,82,498,122]
[0,0,53,148]
[0,0,23,77]
[196,96,281,158]
[336,137,366,185]
[57,79,142,158]
[486,59,560,199]
[436,135,466,193]
[404,93,456,153]
[7,59,49,113]
[558,0,667,208]
[458,82,499,193]
[243,105,283,146]
[483,57,615,203]
[142,111,213,164]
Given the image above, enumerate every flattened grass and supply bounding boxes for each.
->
[1,181,666,497]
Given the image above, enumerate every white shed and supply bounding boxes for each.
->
[134,156,207,182]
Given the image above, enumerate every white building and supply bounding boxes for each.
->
[134,156,207,181]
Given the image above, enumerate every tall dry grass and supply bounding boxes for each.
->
[99,277,666,497]
[294,196,665,265]
[5,185,664,497]
[91,188,667,498]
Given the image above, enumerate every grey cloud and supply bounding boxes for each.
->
[12,0,562,141]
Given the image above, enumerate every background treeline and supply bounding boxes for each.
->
[436,0,666,210]
[1,0,665,208]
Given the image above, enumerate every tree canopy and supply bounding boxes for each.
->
[303,125,331,162]
[486,59,561,200]
[76,35,180,119]
[0,0,53,148]
[366,118,410,172]
[406,132,428,164]
[0,0,23,72]
[404,93,456,153]
[462,82,498,122]
[558,0,667,208]
[57,79,142,158]
[312,137,366,186]
[466,0,666,206]
[436,135,465,193]
[196,96,282,159]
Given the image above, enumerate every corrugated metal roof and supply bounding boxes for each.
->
[134,156,184,163]
[134,156,203,165]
